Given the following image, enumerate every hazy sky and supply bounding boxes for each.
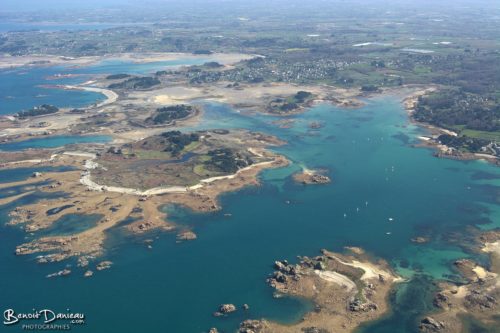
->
[1,0,497,13]
[1,0,135,11]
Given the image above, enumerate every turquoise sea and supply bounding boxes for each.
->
[0,63,499,332]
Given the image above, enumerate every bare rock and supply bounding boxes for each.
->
[293,171,331,185]
[46,269,71,278]
[77,256,89,267]
[465,290,497,309]
[273,271,287,283]
[96,261,112,271]
[301,327,330,333]
[274,260,288,271]
[220,303,236,313]
[419,317,445,332]
[274,260,297,275]
[239,320,267,333]
[213,303,236,316]
[433,292,450,309]
[349,298,378,312]
[176,230,197,241]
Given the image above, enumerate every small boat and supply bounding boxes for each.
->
[386,232,392,235]
[388,217,394,221]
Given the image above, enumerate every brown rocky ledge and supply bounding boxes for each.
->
[176,230,197,241]
[238,247,401,333]
[293,169,331,185]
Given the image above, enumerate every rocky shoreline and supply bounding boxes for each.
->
[5,143,289,270]
[416,229,500,333]
[233,247,400,333]
[403,87,499,166]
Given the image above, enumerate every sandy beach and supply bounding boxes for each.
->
[62,85,118,108]
[79,151,278,195]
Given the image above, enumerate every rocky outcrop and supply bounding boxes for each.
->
[453,259,480,281]
[465,290,497,310]
[301,328,331,333]
[268,260,301,288]
[349,298,378,312]
[176,230,197,241]
[246,249,399,332]
[419,317,445,332]
[96,261,112,271]
[77,256,90,267]
[46,268,71,278]
[239,320,268,333]
[293,171,331,185]
[274,260,298,275]
[433,292,450,309]
[213,304,236,317]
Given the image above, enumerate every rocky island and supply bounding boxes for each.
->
[293,169,331,185]
[238,247,401,333]
[4,128,288,265]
